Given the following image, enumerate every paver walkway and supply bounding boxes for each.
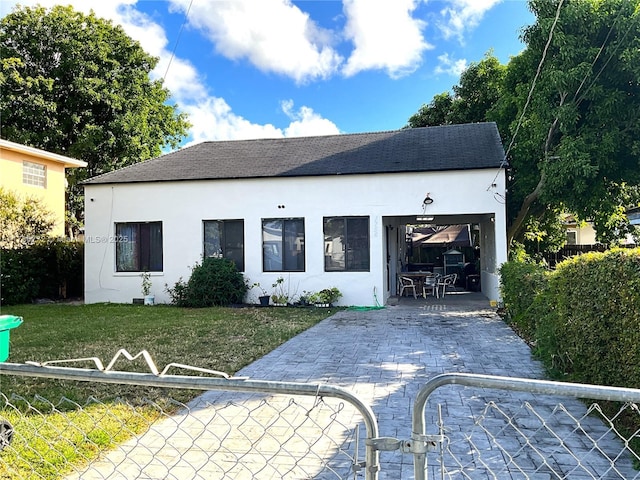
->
[69,292,638,479]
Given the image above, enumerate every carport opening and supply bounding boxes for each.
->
[402,223,481,291]
[384,213,497,301]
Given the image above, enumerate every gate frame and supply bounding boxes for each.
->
[0,360,381,479]
[412,372,640,480]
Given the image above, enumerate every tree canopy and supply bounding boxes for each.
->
[407,52,506,128]
[0,5,190,231]
[407,0,640,253]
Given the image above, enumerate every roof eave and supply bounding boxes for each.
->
[83,164,505,186]
[0,139,88,168]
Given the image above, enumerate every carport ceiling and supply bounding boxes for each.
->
[392,213,494,225]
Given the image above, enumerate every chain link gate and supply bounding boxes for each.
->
[410,373,640,479]
[2,354,640,479]
[0,350,381,479]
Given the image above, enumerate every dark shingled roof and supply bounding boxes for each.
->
[84,122,505,185]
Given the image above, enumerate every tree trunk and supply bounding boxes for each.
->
[507,172,546,246]
[506,116,560,249]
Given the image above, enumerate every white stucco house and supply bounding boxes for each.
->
[83,122,507,306]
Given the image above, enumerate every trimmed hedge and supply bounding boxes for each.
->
[498,260,548,343]
[536,249,640,388]
[500,248,640,389]
[0,239,84,305]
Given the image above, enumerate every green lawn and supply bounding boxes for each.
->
[0,303,339,479]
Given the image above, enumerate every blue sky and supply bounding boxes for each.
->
[1,1,535,146]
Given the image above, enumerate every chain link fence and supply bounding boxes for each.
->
[0,351,379,480]
[434,400,639,479]
[0,392,366,479]
[1,357,639,479]
[415,373,640,479]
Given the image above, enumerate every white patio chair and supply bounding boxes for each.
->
[422,274,438,298]
[437,274,457,298]
[398,276,418,299]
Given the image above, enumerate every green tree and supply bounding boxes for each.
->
[0,5,190,232]
[0,187,55,248]
[407,52,506,128]
[407,0,640,250]
[496,0,640,246]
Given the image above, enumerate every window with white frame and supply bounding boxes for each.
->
[324,216,370,271]
[203,219,244,271]
[23,161,46,187]
[262,218,305,272]
[115,222,163,272]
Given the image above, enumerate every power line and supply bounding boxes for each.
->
[487,0,565,193]
[571,4,623,103]
[576,4,636,106]
[163,0,195,83]
[503,0,565,166]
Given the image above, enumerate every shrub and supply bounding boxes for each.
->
[535,248,640,389]
[0,187,55,248]
[166,257,247,308]
[0,247,42,304]
[165,277,189,307]
[0,238,83,305]
[501,248,640,389]
[499,260,548,342]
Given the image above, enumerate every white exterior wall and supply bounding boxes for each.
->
[85,169,506,306]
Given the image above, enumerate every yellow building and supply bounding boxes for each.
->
[0,139,87,237]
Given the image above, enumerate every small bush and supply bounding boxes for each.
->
[166,257,247,308]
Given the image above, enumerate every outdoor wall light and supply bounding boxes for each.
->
[422,193,433,205]
[416,216,434,222]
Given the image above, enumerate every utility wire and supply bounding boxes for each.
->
[576,4,636,106]
[571,4,623,103]
[487,0,565,193]
[163,0,195,83]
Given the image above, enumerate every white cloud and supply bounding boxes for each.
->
[183,97,283,143]
[281,100,341,137]
[438,0,502,42]
[183,99,340,143]
[169,0,343,84]
[434,53,467,76]
[1,0,342,143]
[342,0,432,78]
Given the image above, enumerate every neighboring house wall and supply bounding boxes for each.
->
[84,168,507,306]
[0,140,87,237]
[564,222,597,245]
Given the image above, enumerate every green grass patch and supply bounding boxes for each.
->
[0,303,339,478]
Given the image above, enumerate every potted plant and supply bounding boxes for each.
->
[271,277,290,306]
[141,272,154,305]
[314,287,342,307]
[251,282,270,306]
[296,290,314,307]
